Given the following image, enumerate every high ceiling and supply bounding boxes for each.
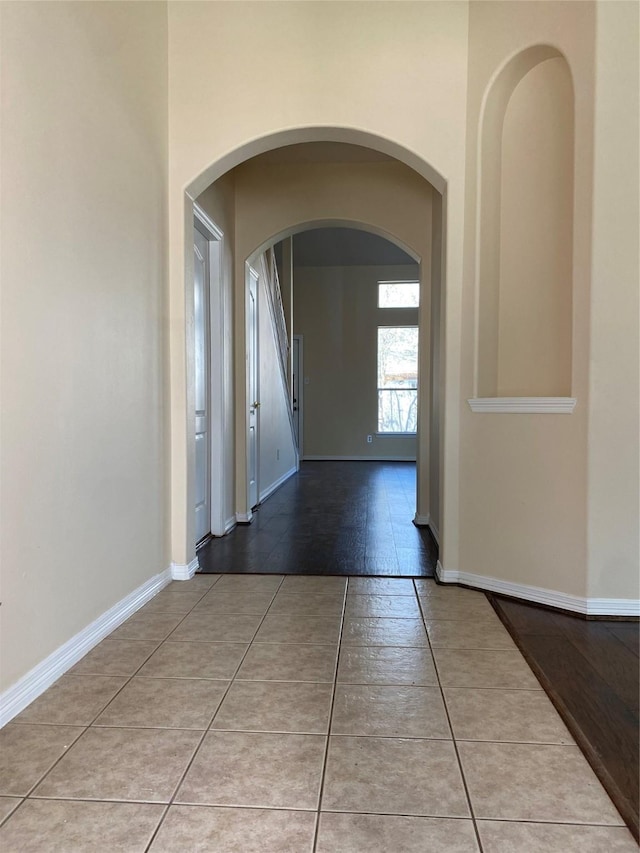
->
[291,227,415,268]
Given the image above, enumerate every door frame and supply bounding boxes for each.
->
[244,263,260,518]
[193,202,226,538]
[292,334,304,460]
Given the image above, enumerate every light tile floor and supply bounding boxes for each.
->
[0,575,637,852]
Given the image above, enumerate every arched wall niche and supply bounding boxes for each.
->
[476,46,575,398]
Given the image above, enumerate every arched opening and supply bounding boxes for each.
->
[183,137,445,577]
[476,47,575,398]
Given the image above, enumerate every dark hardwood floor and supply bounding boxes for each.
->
[197,460,437,576]
[490,594,640,842]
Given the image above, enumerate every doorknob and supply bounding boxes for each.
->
[252,401,260,408]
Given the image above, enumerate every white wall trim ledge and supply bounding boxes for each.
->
[0,567,172,727]
[467,397,577,414]
[436,562,640,617]
[170,557,199,581]
[259,465,297,505]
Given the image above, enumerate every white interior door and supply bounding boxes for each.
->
[247,266,259,509]
[194,226,211,543]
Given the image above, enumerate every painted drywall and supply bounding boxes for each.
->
[0,2,169,691]
[194,175,237,531]
[587,0,640,600]
[460,0,595,596]
[252,254,298,501]
[294,264,419,461]
[497,57,573,397]
[167,0,470,569]
[231,157,433,517]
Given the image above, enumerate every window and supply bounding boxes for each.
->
[377,326,418,433]
[378,280,420,308]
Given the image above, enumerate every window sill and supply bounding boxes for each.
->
[467,397,576,414]
[375,432,418,437]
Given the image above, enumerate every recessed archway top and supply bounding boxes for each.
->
[248,219,421,267]
[185,127,447,200]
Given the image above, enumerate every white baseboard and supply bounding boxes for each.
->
[170,557,199,581]
[259,465,297,504]
[303,455,417,462]
[413,513,430,527]
[224,516,237,534]
[236,511,253,524]
[0,567,172,728]
[435,563,640,617]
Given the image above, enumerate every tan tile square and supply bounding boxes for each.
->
[193,591,275,614]
[332,685,451,738]
[138,642,248,680]
[139,588,206,615]
[15,675,127,725]
[0,799,164,852]
[342,617,429,647]
[418,594,498,621]
[415,580,485,602]
[348,577,416,595]
[149,805,316,852]
[70,639,159,676]
[176,730,325,809]
[254,614,341,645]
[110,612,184,641]
[269,593,344,616]
[212,575,283,593]
[237,643,337,683]
[0,725,84,796]
[458,742,625,824]
[0,798,21,824]
[434,649,542,689]
[477,820,639,852]
[184,574,221,590]
[337,645,438,686]
[444,688,573,743]
[212,681,332,734]
[317,813,480,853]
[95,677,229,729]
[169,612,262,643]
[323,736,469,817]
[345,595,421,618]
[425,620,516,650]
[280,575,347,594]
[33,727,201,802]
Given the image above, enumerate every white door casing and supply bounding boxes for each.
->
[247,265,260,510]
[292,335,303,458]
[193,226,211,543]
[193,204,226,539]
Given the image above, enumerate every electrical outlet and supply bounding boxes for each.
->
[367,435,373,443]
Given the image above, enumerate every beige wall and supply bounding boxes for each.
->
[587,0,640,600]
[294,264,419,461]
[167,0,469,569]
[0,2,169,691]
[194,175,237,530]
[497,57,573,397]
[460,0,595,596]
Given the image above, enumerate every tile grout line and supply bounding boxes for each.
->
[142,574,287,852]
[311,579,349,853]
[12,579,226,809]
[414,578,486,853]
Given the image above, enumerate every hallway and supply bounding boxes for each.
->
[0,573,635,851]
[198,462,437,577]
